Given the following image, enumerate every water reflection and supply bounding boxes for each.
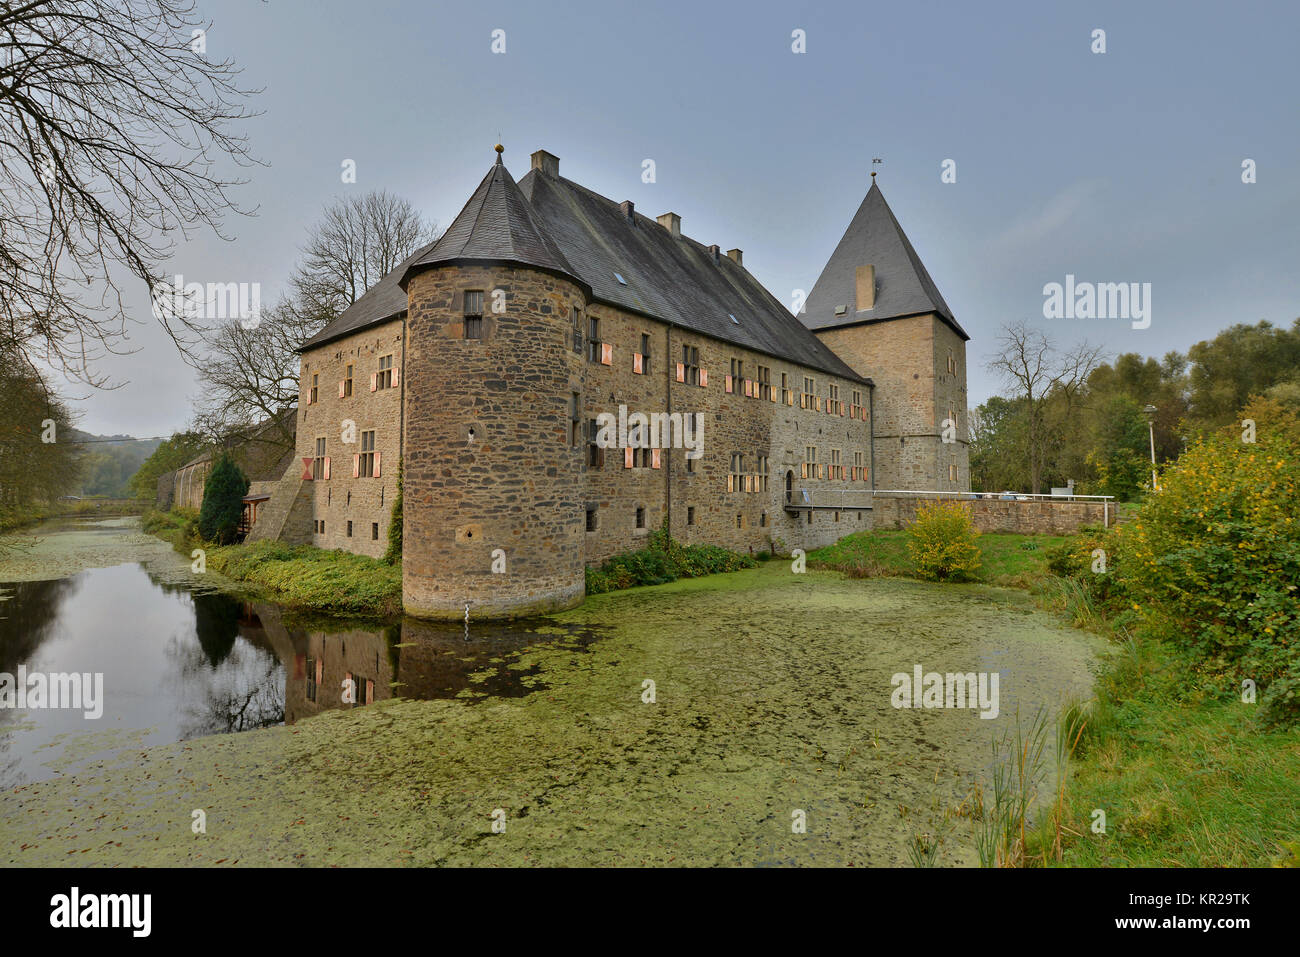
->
[0,561,600,786]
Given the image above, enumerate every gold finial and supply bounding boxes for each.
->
[870,170,876,178]
[494,143,504,165]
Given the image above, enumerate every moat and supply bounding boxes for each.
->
[0,516,1103,866]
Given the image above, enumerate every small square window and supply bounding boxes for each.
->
[586,506,598,532]
[465,315,483,339]
[635,507,646,529]
[687,506,695,526]
[372,522,379,540]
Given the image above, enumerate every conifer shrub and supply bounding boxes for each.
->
[197,453,249,545]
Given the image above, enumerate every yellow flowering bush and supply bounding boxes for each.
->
[1115,397,1300,725]
[907,500,982,581]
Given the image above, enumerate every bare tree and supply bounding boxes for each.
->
[986,321,1105,493]
[292,190,438,319]
[192,192,437,456]
[0,0,258,383]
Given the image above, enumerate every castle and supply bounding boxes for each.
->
[248,147,970,618]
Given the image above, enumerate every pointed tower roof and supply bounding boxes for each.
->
[802,179,967,340]
[401,146,585,292]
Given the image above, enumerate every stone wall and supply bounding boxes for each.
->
[814,313,969,493]
[295,318,404,559]
[402,263,587,619]
[871,493,1120,535]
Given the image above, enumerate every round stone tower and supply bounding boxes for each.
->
[398,148,589,619]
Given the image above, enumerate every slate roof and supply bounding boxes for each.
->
[402,152,581,285]
[299,240,437,350]
[800,180,967,341]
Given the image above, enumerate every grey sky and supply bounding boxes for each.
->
[58,0,1300,437]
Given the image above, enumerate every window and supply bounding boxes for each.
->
[685,413,698,472]
[639,334,651,368]
[305,657,317,702]
[804,445,818,479]
[756,454,769,492]
[730,358,744,391]
[950,463,958,482]
[377,354,394,389]
[372,522,379,540]
[947,352,956,375]
[802,376,815,408]
[310,373,319,405]
[736,513,744,529]
[572,306,583,353]
[344,364,354,398]
[347,520,353,538]
[360,430,376,477]
[729,453,745,492]
[760,512,767,528]
[587,419,604,468]
[831,448,842,480]
[854,450,864,481]
[587,316,601,362]
[829,382,840,402]
[586,506,598,532]
[464,290,484,341]
[681,344,700,385]
[782,372,791,404]
[851,388,861,416]
[313,437,326,480]
[687,506,695,526]
[571,393,582,447]
[635,507,646,529]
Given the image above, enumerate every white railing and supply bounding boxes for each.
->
[785,487,1117,527]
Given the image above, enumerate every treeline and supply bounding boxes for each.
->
[0,344,81,528]
[972,319,1300,500]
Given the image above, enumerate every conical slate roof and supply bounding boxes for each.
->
[801,180,967,340]
[401,150,582,289]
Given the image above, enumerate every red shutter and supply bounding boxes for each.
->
[392,366,400,386]
[801,463,808,479]
[624,447,634,468]
[301,457,313,481]
[338,381,345,398]
[370,373,377,392]
[601,342,613,365]
[699,369,708,387]
[353,454,360,478]
[727,474,734,492]
[840,402,846,416]
[366,679,374,703]
[676,362,685,382]
[373,451,381,478]
[315,659,323,684]
[725,374,732,393]
[651,448,661,469]
[323,456,331,480]
[634,352,643,374]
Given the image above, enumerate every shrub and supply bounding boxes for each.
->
[384,462,403,565]
[584,521,756,594]
[197,452,249,544]
[906,500,982,581]
[1111,396,1300,726]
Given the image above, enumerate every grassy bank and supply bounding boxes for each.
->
[0,497,143,534]
[142,508,402,617]
[808,528,1068,587]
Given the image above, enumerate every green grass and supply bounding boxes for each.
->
[142,508,401,617]
[1046,637,1300,867]
[808,529,1069,587]
[204,540,403,618]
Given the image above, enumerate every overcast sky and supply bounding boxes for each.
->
[57,0,1300,437]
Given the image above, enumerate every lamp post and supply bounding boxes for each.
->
[1143,404,1158,490]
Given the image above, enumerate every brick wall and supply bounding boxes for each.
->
[871,493,1120,534]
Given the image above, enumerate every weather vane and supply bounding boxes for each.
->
[871,157,882,179]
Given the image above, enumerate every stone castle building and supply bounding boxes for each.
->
[249,147,969,618]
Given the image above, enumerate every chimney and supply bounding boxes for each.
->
[708,244,720,262]
[620,200,635,223]
[726,248,743,267]
[855,264,876,310]
[657,212,681,238]
[530,150,560,177]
